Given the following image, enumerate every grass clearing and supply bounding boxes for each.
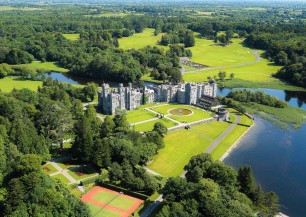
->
[147,129,212,176]
[43,163,58,174]
[17,61,69,73]
[133,118,177,132]
[0,76,42,92]
[52,173,71,184]
[63,34,80,41]
[119,28,166,50]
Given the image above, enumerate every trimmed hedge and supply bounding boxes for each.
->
[97,182,149,200]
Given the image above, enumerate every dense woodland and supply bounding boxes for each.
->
[0,2,305,86]
[157,154,279,217]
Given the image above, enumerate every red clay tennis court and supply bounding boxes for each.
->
[81,186,144,217]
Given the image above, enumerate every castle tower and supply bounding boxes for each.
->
[101,83,110,114]
[118,83,125,110]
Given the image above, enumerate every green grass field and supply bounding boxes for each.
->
[119,28,165,50]
[52,173,71,184]
[211,124,249,160]
[43,164,58,174]
[133,118,177,132]
[147,128,212,176]
[191,121,232,139]
[63,34,80,41]
[18,61,69,73]
[126,109,157,124]
[0,76,42,92]
[87,203,121,217]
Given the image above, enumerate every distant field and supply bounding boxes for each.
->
[18,61,69,73]
[0,77,42,92]
[85,12,144,18]
[119,28,165,50]
[183,50,281,83]
[0,6,44,11]
[123,29,283,87]
[189,37,255,67]
[63,34,80,41]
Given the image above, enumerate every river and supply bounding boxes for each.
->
[47,72,306,216]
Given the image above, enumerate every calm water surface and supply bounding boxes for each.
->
[223,118,306,217]
[48,72,306,216]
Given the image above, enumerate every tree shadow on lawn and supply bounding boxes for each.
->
[68,165,97,176]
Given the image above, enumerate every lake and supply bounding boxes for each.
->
[223,117,306,217]
[48,72,306,216]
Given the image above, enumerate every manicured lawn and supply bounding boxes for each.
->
[63,34,80,41]
[210,124,249,160]
[42,163,58,174]
[52,173,71,184]
[87,203,121,217]
[67,165,98,181]
[147,129,212,177]
[191,121,232,140]
[126,109,157,124]
[17,61,69,73]
[0,76,42,92]
[150,104,212,123]
[133,118,177,132]
[119,28,166,50]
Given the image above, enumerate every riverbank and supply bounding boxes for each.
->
[220,121,255,162]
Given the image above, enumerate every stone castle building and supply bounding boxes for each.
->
[98,82,217,114]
